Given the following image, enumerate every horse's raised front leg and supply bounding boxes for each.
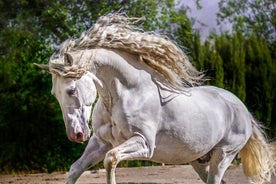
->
[104,132,151,184]
[66,135,112,184]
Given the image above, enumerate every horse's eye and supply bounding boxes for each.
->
[67,88,77,96]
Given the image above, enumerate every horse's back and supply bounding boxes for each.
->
[159,85,251,132]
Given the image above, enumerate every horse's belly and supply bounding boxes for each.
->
[151,131,216,164]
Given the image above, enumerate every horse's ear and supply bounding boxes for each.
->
[33,63,50,73]
[64,53,73,66]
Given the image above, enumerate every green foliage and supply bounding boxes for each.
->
[0,26,86,173]
[212,31,247,101]
[217,0,276,42]
[244,34,276,136]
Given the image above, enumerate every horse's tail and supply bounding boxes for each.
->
[240,119,275,183]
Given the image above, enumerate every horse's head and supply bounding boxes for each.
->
[51,72,96,142]
[35,50,97,143]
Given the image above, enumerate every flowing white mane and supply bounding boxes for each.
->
[50,13,204,89]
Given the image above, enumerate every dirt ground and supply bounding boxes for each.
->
[1,165,275,184]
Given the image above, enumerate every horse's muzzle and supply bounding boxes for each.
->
[69,131,90,143]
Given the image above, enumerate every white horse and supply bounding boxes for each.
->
[35,13,275,184]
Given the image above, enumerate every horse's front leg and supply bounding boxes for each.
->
[66,135,112,184]
[104,132,151,184]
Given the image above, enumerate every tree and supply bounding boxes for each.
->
[217,0,276,43]
[244,33,276,137]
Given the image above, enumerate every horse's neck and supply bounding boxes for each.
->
[93,49,141,85]
[92,49,143,110]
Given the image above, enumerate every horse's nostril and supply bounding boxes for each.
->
[76,132,83,140]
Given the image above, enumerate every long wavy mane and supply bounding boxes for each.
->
[50,13,204,90]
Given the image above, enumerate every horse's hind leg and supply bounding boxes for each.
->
[190,160,209,182]
[104,133,151,184]
[207,147,239,184]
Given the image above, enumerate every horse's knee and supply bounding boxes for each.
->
[104,150,120,170]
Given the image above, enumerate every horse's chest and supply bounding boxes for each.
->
[110,117,132,146]
[97,109,133,147]
[94,87,160,147]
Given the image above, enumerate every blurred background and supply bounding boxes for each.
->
[0,0,275,173]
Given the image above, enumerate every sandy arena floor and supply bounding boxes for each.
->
[1,165,276,184]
